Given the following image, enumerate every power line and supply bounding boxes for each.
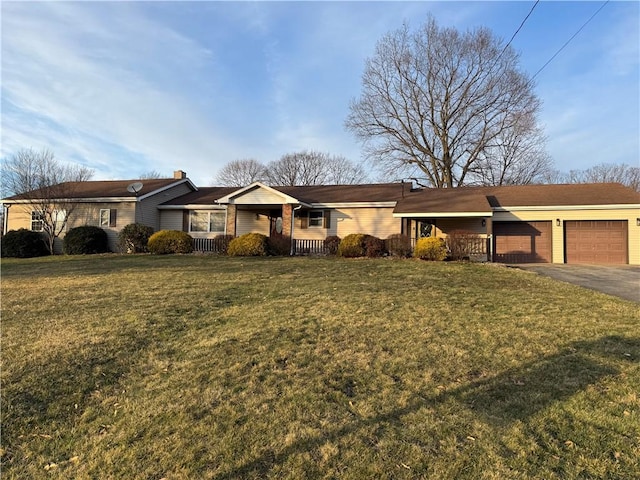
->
[500,0,540,57]
[532,0,610,80]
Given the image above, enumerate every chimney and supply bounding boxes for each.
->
[174,170,186,179]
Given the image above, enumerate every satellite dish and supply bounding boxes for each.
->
[127,182,144,194]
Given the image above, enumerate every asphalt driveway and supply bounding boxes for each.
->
[515,264,640,303]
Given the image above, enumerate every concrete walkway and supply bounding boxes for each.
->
[515,264,640,303]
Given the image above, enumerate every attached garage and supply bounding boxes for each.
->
[493,221,552,263]
[564,220,628,264]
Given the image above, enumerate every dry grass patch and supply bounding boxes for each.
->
[1,255,639,479]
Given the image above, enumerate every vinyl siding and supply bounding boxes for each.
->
[5,201,136,252]
[493,208,640,265]
[137,182,194,230]
[328,207,399,239]
[236,210,270,236]
[160,210,184,231]
[231,188,285,205]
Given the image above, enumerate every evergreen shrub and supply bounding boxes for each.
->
[337,233,366,258]
[63,226,109,255]
[227,233,268,256]
[413,237,447,261]
[118,223,154,253]
[147,230,194,254]
[1,229,49,258]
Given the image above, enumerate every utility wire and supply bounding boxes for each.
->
[532,0,610,80]
[500,0,540,57]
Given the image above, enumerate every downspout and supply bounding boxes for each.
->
[3,204,10,235]
[290,204,302,256]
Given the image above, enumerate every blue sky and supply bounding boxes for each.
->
[1,1,638,187]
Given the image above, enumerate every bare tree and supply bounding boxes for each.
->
[346,16,542,188]
[265,150,368,186]
[1,148,94,253]
[469,116,553,186]
[544,163,640,191]
[138,170,164,179]
[214,158,266,186]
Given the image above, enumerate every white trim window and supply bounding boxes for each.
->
[31,211,44,232]
[189,210,225,233]
[308,210,324,228]
[100,208,117,228]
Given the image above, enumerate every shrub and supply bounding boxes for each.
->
[323,235,341,255]
[337,233,366,258]
[118,223,154,253]
[446,230,484,261]
[63,226,109,255]
[364,235,386,258]
[213,234,235,255]
[386,234,412,258]
[227,233,268,256]
[413,237,447,261]
[147,230,194,254]
[1,229,49,258]
[267,235,291,256]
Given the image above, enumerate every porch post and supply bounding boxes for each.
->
[225,204,237,237]
[282,204,293,235]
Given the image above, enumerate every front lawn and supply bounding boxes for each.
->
[1,255,638,479]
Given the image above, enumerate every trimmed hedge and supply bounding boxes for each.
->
[337,233,366,258]
[1,229,49,258]
[63,226,109,255]
[227,233,268,256]
[323,235,341,255]
[414,237,447,261]
[386,234,412,258]
[147,230,194,254]
[118,223,154,253]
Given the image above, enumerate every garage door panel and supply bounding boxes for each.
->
[565,220,628,264]
[493,221,552,263]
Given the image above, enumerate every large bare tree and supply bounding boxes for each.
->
[1,148,94,253]
[346,16,542,188]
[469,115,553,186]
[544,163,640,191]
[214,158,267,186]
[265,150,368,186]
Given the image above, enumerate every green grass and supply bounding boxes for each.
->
[1,255,639,479]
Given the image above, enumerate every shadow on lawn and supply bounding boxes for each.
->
[221,335,639,479]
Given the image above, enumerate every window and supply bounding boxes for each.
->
[189,210,225,233]
[309,210,324,228]
[100,209,117,227]
[31,211,44,232]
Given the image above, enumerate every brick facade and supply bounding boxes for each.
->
[225,204,237,237]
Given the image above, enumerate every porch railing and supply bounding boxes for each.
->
[292,239,326,255]
[192,237,228,254]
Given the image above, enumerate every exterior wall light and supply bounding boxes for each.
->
[637,218,640,226]
[556,219,561,227]
[481,219,486,227]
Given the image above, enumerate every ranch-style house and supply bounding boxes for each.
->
[2,170,639,264]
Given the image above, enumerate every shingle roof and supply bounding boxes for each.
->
[161,187,238,205]
[394,183,640,214]
[3,178,191,201]
[163,182,412,206]
[274,183,410,203]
